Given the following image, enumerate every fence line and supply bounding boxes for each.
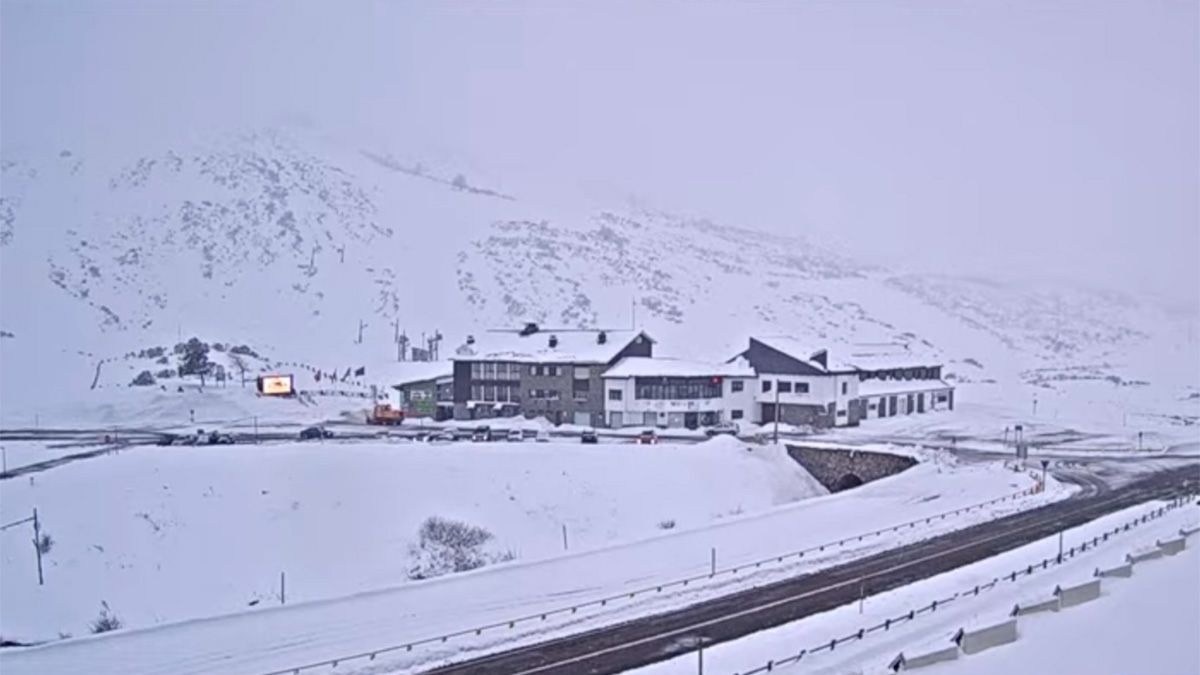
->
[262,479,1050,675]
[730,494,1195,675]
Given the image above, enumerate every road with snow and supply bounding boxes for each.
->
[427,462,1198,675]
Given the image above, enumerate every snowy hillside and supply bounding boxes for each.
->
[1,126,1196,425]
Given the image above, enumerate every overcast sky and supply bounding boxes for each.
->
[3,0,1197,308]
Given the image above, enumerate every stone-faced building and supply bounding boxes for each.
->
[451,327,654,426]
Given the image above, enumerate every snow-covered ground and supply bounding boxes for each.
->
[630,499,1200,675]
[0,436,822,642]
[0,441,1067,675]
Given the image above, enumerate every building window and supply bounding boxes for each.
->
[778,381,793,393]
[471,362,482,378]
[796,382,810,393]
[608,389,623,401]
[574,366,589,380]
[731,409,744,420]
[634,377,722,400]
[762,380,772,393]
[530,365,539,376]
[471,385,482,401]
[841,382,848,395]
[837,410,847,417]
[731,380,744,393]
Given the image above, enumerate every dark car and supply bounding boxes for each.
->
[472,426,492,442]
[299,426,333,440]
[636,429,659,445]
[450,427,475,441]
[580,429,599,444]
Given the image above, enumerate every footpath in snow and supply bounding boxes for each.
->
[0,441,1064,675]
[630,499,1200,675]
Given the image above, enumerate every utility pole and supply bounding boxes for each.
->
[710,547,717,576]
[33,508,44,586]
[561,524,569,551]
[1057,531,1064,564]
[254,416,259,445]
[772,382,780,445]
[858,578,865,614]
[356,320,366,345]
[1,446,6,474]
[1041,459,1049,492]
[280,571,286,605]
[1032,393,1038,417]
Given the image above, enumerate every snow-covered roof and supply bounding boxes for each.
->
[382,361,453,388]
[751,337,942,374]
[452,330,652,365]
[858,379,953,397]
[751,336,855,372]
[603,357,756,379]
[842,352,943,371]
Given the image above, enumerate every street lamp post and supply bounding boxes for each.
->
[1040,459,1049,493]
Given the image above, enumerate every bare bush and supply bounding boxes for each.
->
[657,519,676,530]
[36,532,53,555]
[407,516,514,580]
[90,602,121,634]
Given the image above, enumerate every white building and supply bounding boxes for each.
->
[602,357,756,429]
[732,337,955,428]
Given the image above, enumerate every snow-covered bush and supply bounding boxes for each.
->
[130,370,155,386]
[657,519,676,530]
[407,516,513,580]
[36,532,54,555]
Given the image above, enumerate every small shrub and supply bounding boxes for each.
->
[36,532,54,555]
[657,519,676,530]
[90,602,121,634]
[155,368,175,379]
[229,344,259,358]
[407,516,512,580]
[130,370,155,386]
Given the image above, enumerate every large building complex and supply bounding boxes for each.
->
[401,325,954,430]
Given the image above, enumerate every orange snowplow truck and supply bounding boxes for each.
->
[367,404,405,426]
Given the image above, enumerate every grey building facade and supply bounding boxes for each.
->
[452,328,654,427]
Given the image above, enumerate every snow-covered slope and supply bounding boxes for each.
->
[1,126,1196,426]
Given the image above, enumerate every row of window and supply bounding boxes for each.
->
[634,377,723,401]
[469,362,522,380]
[470,384,522,403]
[859,367,941,381]
[467,362,594,379]
[762,380,811,394]
[759,380,851,396]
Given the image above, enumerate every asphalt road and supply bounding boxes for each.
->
[426,462,1200,675]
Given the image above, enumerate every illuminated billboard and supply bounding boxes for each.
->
[257,374,294,396]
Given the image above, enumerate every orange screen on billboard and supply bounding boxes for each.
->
[259,375,294,396]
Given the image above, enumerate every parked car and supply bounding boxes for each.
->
[580,429,599,444]
[472,426,492,442]
[428,430,456,443]
[155,433,178,446]
[522,429,539,440]
[705,422,740,437]
[504,429,523,442]
[635,429,659,445]
[207,431,236,445]
[535,430,551,443]
[299,426,334,440]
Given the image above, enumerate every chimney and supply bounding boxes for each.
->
[548,334,559,349]
[810,349,828,369]
[597,331,607,345]
[466,335,475,345]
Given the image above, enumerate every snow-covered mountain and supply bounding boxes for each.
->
[1,126,1196,423]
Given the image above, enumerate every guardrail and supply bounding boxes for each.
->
[731,492,1197,675]
[262,477,1051,675]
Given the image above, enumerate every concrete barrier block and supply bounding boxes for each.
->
[1055,579,1102,608]
[1011,596,1060,616]
[889,644,960,671]
[1094,563,1133,579]
[953,619,1018,655]
[1180,525,1200,538]
[1126,547,1164,564]
[1157,537,1187,556]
